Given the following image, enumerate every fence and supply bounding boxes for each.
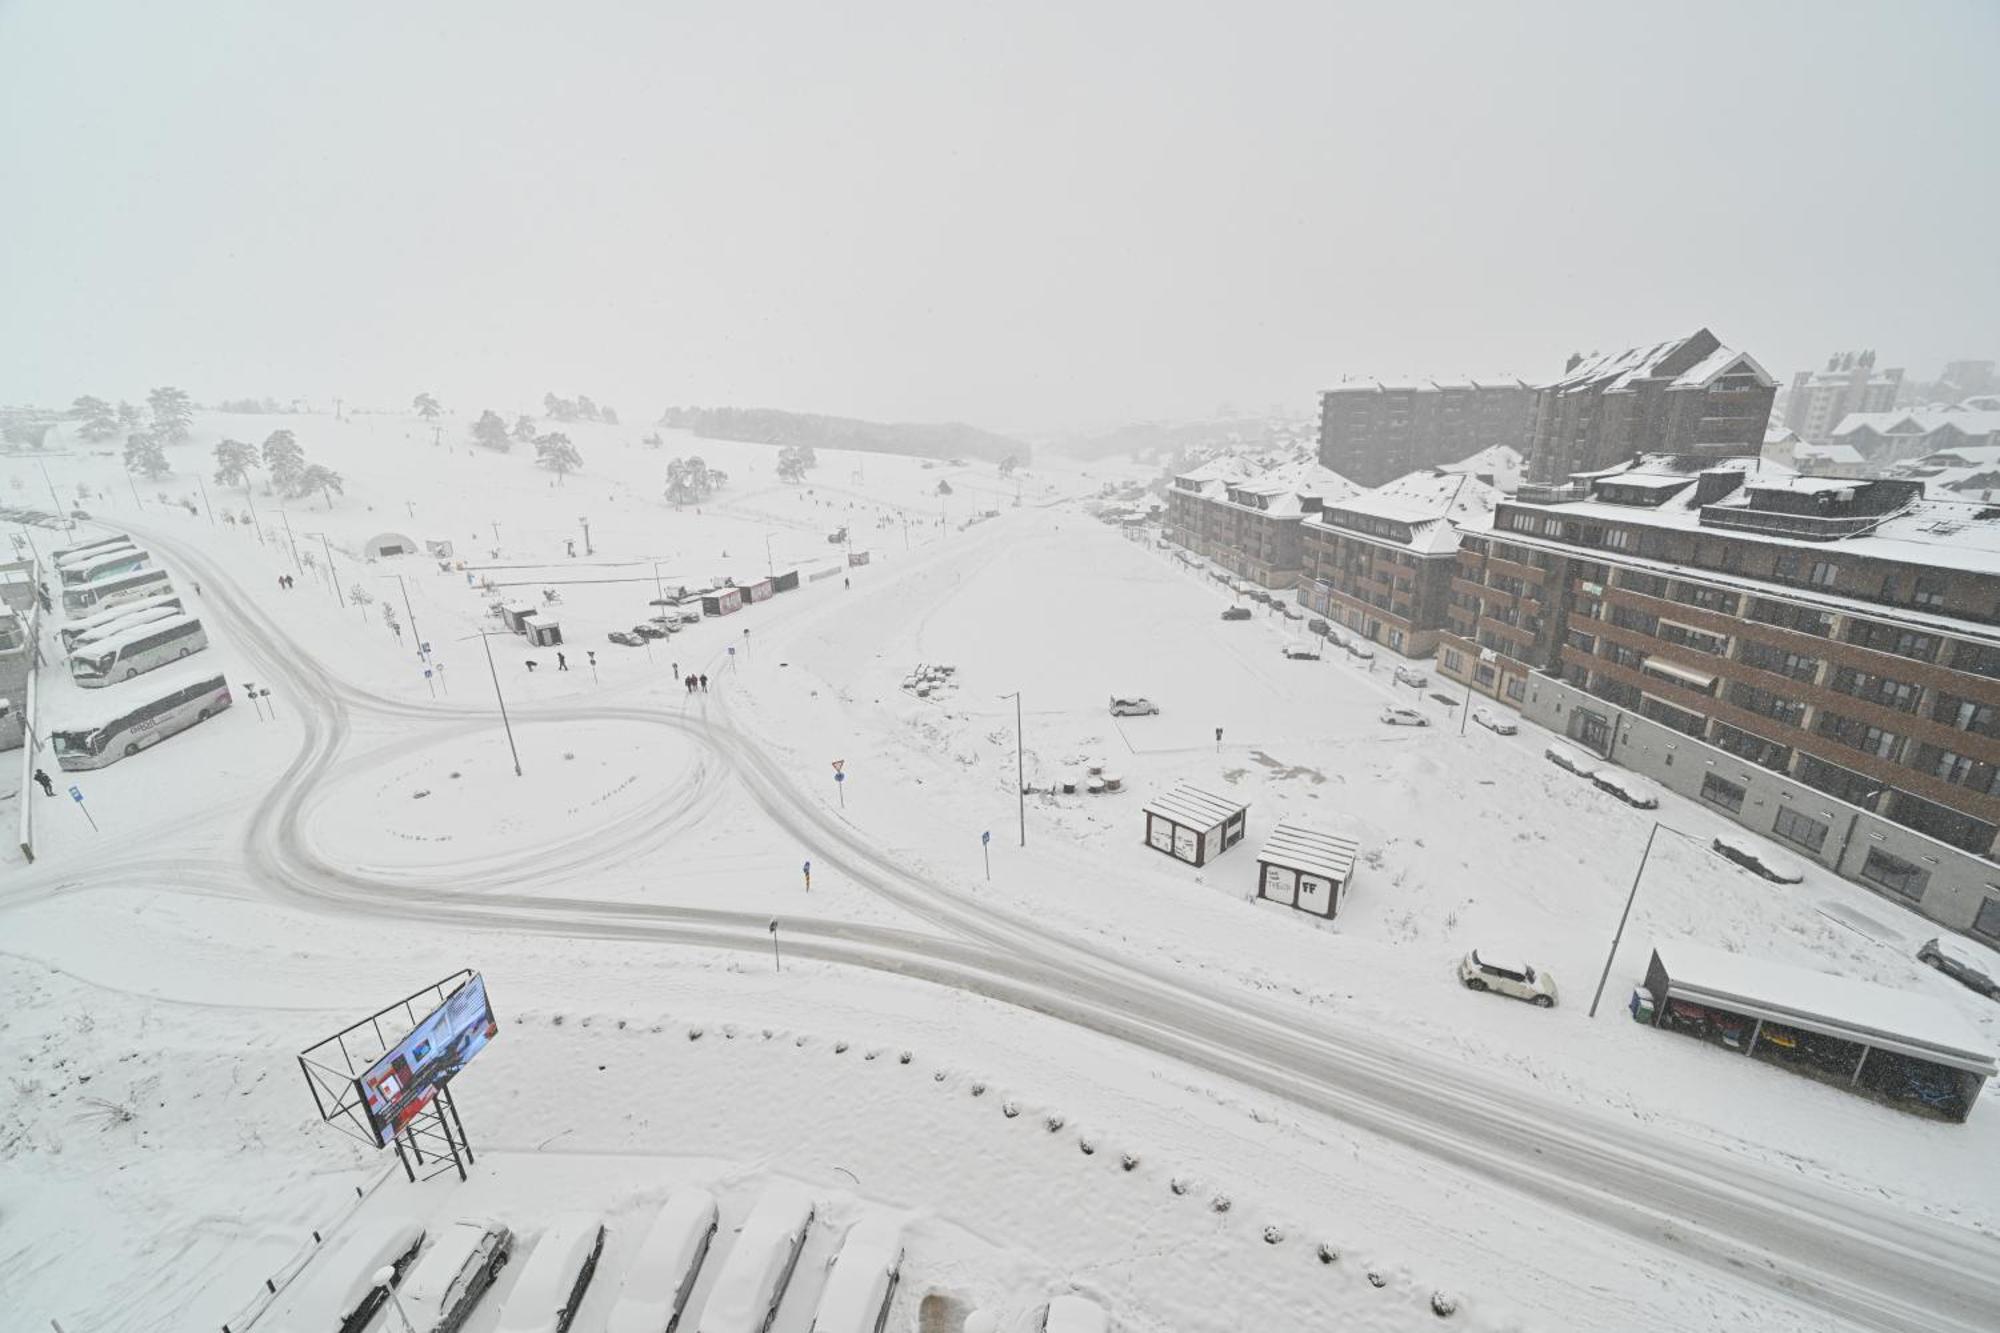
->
[217,1162,400,1332]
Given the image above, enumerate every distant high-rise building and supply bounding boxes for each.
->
[1784,351,1903,444]
[1316,379,1534,488]
[1523,328,1775,483]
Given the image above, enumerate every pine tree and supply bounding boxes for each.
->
[295,463,344,508]
[213,438,259,486]
[534,432,582,483]
[471,410,513,452]
[124,432,171,479]
[147,386,194,444]
[262,429,306,492]
[71,396,120,442]
[413,392,442,420]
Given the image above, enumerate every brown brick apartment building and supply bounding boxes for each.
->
[1318,379,1534,488]
[1438,456,2000,937]
[1524,329,1776,483]
[1164,459,1357,589]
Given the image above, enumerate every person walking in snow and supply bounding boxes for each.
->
[557,652,568,671]
[33,769,54,797]
[671,661,679,680]
[699,673,709,692]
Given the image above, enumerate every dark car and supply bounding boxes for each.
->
[1221,606,1253,621]
[1918,937,2000,999]
[1307,617,1330,637]
[607,630,644,646]
[633,622,670,640]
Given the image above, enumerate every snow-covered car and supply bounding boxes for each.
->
[1344,639,1375,660]
[1543,743,1600,778]
[807,1216,903,1333]
[647,615,683,634]
[607,630,645,647]
[1108,696,1159,716]
[1458,950,1557,1007]
[1042,1295,1109,1333]
[495,1213,606,1333]
[1391,665,1429,688]
[606,1189,719,1333]
[288,1217,426,1333]
[1710,831,1805,884]
[1280,603,1304,621]
[1917,937,2000,1000]
[398,1219,513,1333]
[673,602,704,623]
[1379,705,1428,727]
[695,1185,815,1333]
[1280,641,1321,660]
[1591,768,1660,809]
[1220,606,1252,621]
[1306,617,1331,637]
[1471,707,1517,735]
[633,622,671,640]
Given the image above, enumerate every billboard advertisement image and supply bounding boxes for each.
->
[357,973,499,1146]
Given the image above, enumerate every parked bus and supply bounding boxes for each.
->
[58,594,186,651]
[52,532,133,564]
[69,613,207,687]
[62,566,173,614]
[49,667,232,769]
[53,540,139,574]
[58,546,150,589]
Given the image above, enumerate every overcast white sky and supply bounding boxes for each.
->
[2,1,1995,433]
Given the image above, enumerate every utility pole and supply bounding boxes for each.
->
[769,919,781,972]
[490,520,501,545]
[35,459,64,525]
[313,533,344,605]
[243,484,265,544]
[279,509,302,570]
[764,532,775,576]
[468,631,523,776]
[1000,691,1025,846]
[579,517,593,556]
[194,474,216,524]
[381,573,423,654]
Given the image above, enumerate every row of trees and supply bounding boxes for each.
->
[543,392,617,425]
[775,444,818,483]
[466,409,584,480]
[72,387,191,445]
[211,430,345,507]
[665,456,727,505]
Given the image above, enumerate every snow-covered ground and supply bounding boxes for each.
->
[4,412,1999,1333]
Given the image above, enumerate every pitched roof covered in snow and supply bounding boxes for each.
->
[1255,822,1360,885]
[1545,329,1773,397]
[1310,468,1501,555]
[1440,443,1525,493]
[1221,459,1361,515]
[1833,407,2000,441]
[1142,782,1244,830]
[1319,376,1533,395]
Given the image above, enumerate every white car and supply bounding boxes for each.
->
[1458,950,1557,1007]
[398,1220,513,1333]
[1280,642,1321,660]
[1108,696,1159,716]
[1043,1295,1109,1333]
[696,1186,815,1333]
[1345,640,1376,661]
[1471,706,1517,735]
[495,1214,606,1333]
[1544,743,1601,778]
[287,1218,426,1333]
[1710,831,1805,884]
[1591,768,1660,809]
[1379,705,1428,727]
[606,1190,719,1333]
[1391,665,1428,688]
[807,1216,903,1333]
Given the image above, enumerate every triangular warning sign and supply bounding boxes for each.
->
[831,759,845,772]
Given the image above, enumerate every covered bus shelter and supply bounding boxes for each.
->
[1141,783,1246,867]
[1254,822,1360,920]
[1641,940,1996,1122]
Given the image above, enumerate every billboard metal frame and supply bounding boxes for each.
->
[297,969,480,1181]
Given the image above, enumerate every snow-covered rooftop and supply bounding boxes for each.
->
[1142,782,1244,830]
[1439,443,1525,492]
[1256,822,1359,885]
[1546,329,1771,397]
[1314,468,1500,555]
[1320,376,1532,395]
[1833,408,2000,439]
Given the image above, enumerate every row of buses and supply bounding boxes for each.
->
[46,532,233,772]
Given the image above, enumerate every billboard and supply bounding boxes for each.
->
[357,973,499,1146]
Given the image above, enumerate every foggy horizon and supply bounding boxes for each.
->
[2,1,1994,433]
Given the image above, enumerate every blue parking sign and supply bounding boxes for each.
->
[68,786,82,802]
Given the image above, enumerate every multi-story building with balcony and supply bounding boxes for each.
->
[1317,379,1534,488]
[1524,329,1776,483]
[1438,455,2000,937]
[1784,351,1903,444]
[1298,468,1498,657]
[1163,457,1357,589]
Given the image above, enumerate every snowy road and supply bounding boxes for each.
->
[30,518,2000,1333]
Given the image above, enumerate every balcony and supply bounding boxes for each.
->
[1700,506,1883,542]
[1514,482,1588,505]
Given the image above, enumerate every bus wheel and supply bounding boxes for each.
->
[197,709,211,721]
[178,647,190,657]
[124,742,141,756]
[124,668,137,679]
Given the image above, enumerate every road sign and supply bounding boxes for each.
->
[421,641,432,654]
[68,786,82,802]
[982,830,991,845]
[727,645,735,657]
[831,759,845,772]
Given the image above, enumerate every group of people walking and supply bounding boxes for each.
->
[683,673,708,693]
[276,574,296,590]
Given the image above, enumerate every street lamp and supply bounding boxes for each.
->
[461,631,523,776]
[999,691,1025,847]
[307,533,344,605]
[1587,821,1703,1017]
[371,1266,416,1333]
[1832,783,1892,876]
[377,573,424,652]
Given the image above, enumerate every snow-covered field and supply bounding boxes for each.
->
[5,412,2000,1333]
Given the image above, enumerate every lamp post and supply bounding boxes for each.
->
[378,573,423,653]
[1832,783,1892,877]
[1588,821,1701,1017]
[764,532,775,576]
[308,532,344,605]
[35,459,65,527]
[278,508,302,570]
[579,517,593,556]
[999,691,1025,847]
[194,474,216,524]
[463,631,523,776]
[371,1266,417,1333]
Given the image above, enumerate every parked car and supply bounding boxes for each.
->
[1220,606,1252,621]
[1043,1295,1109,1333]
[398,1220,513,1333]
[1280,603,1304,621]
[1709,831,1805,884]
[1917,937,2000,1000]
[495,1214,606,1333]
[807,1217,904,1333]
[695,1185,815,1333]
[1306,617,1331,637]
[608,630,645,647]
[1379,705,1428,727]
[1543,743,1601,778]
[1591,769,1661,809]
[1458,950,1557,1007]
[647,615,683,634]
[1280,641,1321,660]
[1391,665,1429,688]
[1109,696,1159,716]
[1471,706,1517,735]
[606,1190,720,1333]
[634,622,671,640]
[289,1218,426,1333]
[1345,639,1375,660]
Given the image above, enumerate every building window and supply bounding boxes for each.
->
[1476,664,1497,686]
[1388,629,1405,652]
[1771,807,1829,854]
[1737,641,1820,681]
[1859,849,1930,902]
[1912,575,1947,610]
[1619,570,1669,598]
[1887,790,1999,856]
[1829,666,1921,713]
[1710,721,1793,772]
[1605,529,1631,550]
[1934,694,1999,737]
[1701,773,1747,813]
[1504,676,1526,703]
[1974,897,2000,942]
[1953,641,2000,679]
[1807,560,1840,589]
[1640,695,1706,737]
[1845,620,1938,663]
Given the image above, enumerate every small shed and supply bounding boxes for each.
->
[523,615,563,647]
[741,577,774,604]
[1641,940,1997,1122]
[499,602,537,634]
[425,538,455,558]
[363,531,418,558]
[1255,823,1360,919]
[1142,783,1247,866]
[700,587,743,616]
[772,569,800,593]
[848,550,871,567]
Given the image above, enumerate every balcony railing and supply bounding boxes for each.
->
[1699,506,1881,541]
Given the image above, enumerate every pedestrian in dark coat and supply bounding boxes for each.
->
[557,652,568,671]
[33,769,54,796]
[699,673,709,692]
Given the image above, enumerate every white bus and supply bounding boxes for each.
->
[58,594,186,651]
[49,667,232,769]
[58,546,150,589]
[53,532,133,563]
[53,540,140,575]
[62,566,173,614]
[70,613,207,687]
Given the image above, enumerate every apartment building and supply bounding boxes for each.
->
[1297,469,1497,658]
[1317,379,1534,488]
[1784,351,1903,444]
[1438,456,2000,937]
[1524,329,1776,483]
[1163,458,1357,589]
[1832,406,2000,468]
